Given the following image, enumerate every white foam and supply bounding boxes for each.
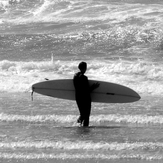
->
[32,0,53,16]
[0,113,75,123]
[0,140,162,151]
[0,140,163,161]
[1,113,163,124]
[0,0,21,9]
[0,0,10,8]
[0,59,163,95]
[1,0,163,27]
[0,152,162,160]
[92,114,163,124]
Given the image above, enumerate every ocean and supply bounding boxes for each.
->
[0,0,163,162]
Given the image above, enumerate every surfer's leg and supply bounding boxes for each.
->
[83,116,89,127]
[76,100,84,125]
[76,99,91,127]
[83,102,91,127]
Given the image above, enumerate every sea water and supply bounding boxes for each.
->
[0,0,163,162]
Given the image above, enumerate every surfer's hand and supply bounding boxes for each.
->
[92,82,100,90]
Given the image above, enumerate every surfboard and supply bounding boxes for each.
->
[32,79,140,103]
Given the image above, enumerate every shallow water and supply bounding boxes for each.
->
[0,93,162,162]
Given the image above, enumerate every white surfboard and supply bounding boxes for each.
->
[32,79,140,103]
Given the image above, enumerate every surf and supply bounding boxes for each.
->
[0,58,163,95]
[0,152,162,160]
[0,140,163,161]
[0,140,163,151]
[0,0,163,34]
[1,113,163,125]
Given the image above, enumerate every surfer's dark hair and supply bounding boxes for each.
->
[78,62,87,70]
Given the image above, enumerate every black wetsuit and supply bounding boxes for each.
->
[73,72,91,126]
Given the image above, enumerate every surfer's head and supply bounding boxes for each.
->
[78,62,87,74]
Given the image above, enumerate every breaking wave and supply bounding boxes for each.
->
[0,59,163,95]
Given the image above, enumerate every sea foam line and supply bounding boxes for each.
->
[0,141,162,151]
[92,114,163,124]
[0,152,162,161]
[0,113,75,123]
[1,113,163,124]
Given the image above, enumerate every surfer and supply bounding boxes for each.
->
[73,62,99,127]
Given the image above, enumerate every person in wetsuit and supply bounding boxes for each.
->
[73,62,99,127]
